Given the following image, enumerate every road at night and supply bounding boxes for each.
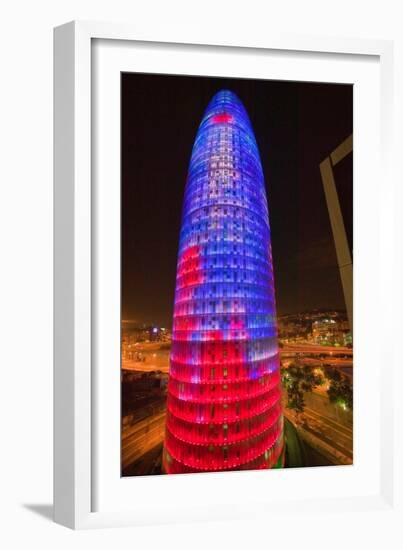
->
[122,410,166,472]
[281,343,352,356]
[285,407,353,463]
[122,343,170,373]
[303,408,352,458]
[280,343,353,371]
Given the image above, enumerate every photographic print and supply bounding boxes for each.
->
[121,74,353,476]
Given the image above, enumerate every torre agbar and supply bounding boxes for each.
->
[163,90,284,474]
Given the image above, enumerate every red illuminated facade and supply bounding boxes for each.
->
[163,90,284,474]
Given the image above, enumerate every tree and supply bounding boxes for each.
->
[281,363,324,422]
[287,391,305,417]
[324,367,353,410]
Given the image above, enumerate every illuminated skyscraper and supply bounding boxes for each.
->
[163,90,284,474]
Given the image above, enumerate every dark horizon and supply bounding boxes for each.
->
[122,73,352,327]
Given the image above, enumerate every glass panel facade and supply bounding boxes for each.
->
[163,90,284,473]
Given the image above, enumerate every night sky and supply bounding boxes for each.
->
[121,73,353,326]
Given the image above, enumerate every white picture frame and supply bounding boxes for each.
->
[54,20,399,530]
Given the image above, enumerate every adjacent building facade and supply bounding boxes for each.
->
[163,90,283,474]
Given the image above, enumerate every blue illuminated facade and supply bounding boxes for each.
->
[163,90,283,473]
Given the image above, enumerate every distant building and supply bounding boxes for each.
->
[312,318,347,346]
[149,326,160,341]
[121,325,151,360]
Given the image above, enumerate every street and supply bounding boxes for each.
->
[122,343,170,373]
[122,410,167,472]
[284,404,352,465]
[281,343,352,355]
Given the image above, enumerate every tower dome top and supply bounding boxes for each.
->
[209,88,243,103]
[200,89,252,131]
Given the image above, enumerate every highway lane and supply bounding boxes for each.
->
[301,407,353,460]
[281,343,352,355]
[295,357,352,367]
[122,410,167,471]
[122,346,170,373]
[304,407,352,438]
